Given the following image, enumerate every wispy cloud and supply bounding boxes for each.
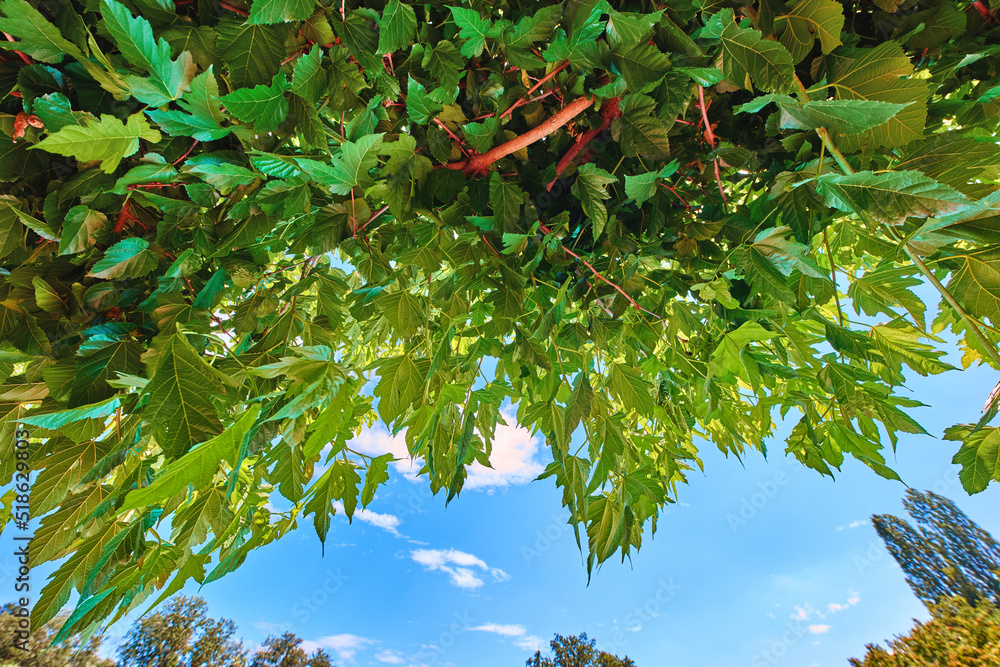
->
[348,406,543,490]
[471,623,527,637]
[374,649,406,664]
[808,625,831,634]
[301,634,374,662]
[471,623,544,652]
[253,621,292,635]
[464,407,544,490]
[332,501,402,537]
[837,520,869,531]
[411,548,510,588]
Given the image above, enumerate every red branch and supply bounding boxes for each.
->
[538,224,661,319]
[219,1,248,16]
[445,96,596,177]
[172,139,200,165]
[546,97,621,191]
[698,86,728,209]
[3,33,31,64]
[500,60,570,121]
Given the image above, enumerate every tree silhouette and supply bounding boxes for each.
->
[872,489,1000,608]
[525,633,635,667]
[249,632,333,667]
[849,596,1000,666]
[116,596,246,667]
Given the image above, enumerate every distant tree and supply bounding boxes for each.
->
[848,596,1000,666]
[525,633,635,667]
[249,632,333,667]
[872,489,1000,608]
[0,605,114,667]
[117,596,246,667]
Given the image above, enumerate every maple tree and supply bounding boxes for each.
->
[0,0,1000,641]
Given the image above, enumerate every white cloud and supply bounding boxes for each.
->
[332,501,402,537]
[348,425,420,480]
[348,407,543,490]
[410,548,510,589]
[253,621,293,635]
[464,407,544,490]
[514,635,546,652]
[808,625,831,634]
[838,520,869,531]
[847,592,861,606]
[374,649,406,664]
[301,634,374,662]
[470,623,544,652]
[827,603,849,613]
[471,623,526,637]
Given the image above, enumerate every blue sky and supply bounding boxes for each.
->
[4,303,1000,667]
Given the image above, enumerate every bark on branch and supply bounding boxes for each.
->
[445,96,596,177]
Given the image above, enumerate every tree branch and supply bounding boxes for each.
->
[546,97,621,191]
[446,96,596,177]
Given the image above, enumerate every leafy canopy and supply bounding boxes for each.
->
[1,0,1000,641]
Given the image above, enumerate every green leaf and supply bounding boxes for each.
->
[719,9,795,92]
[58,205,107,256]
[952,426,1000,494]
[624,160,679,205]
[215,19,288,88]
[312,133,384,195]
[490,173,525,231]
[304,459,362,549]
[185,159,257,194]
[20,397,120,430]
[848,266,926,326]
[612,94,671,160]
[572,164,616,240]
[826,42,928,151]
[895,134,1000,196]
[774,0,844,64]
[220,74,290,134]
[815,171,971,224]
[608,364,655,416]
[0,0,84,63]
[448,6,502,58]
[611,42,671,92]
[378,0,417,54]
[101,0,195,105]
[247,0,315,25]
[741,95,908,135]
[405,76,441,125]
[146,69,231,142]
[33,113,161,173]
[947,249,1000,325]
[120,407,261,512]
[143,333,228,458]
[87,238,158,279]
[290,44,327,104]
[361,453,393,507]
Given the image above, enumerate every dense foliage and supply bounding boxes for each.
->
[2,0,1000,638]
[849,596,1000,666]
[525,633,635,667]
[0,605,114,667]
[873,489,1000,608]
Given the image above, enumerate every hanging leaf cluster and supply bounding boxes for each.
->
[1,0,1000,639]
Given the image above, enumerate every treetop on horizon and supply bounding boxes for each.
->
[1,0,1000,641]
